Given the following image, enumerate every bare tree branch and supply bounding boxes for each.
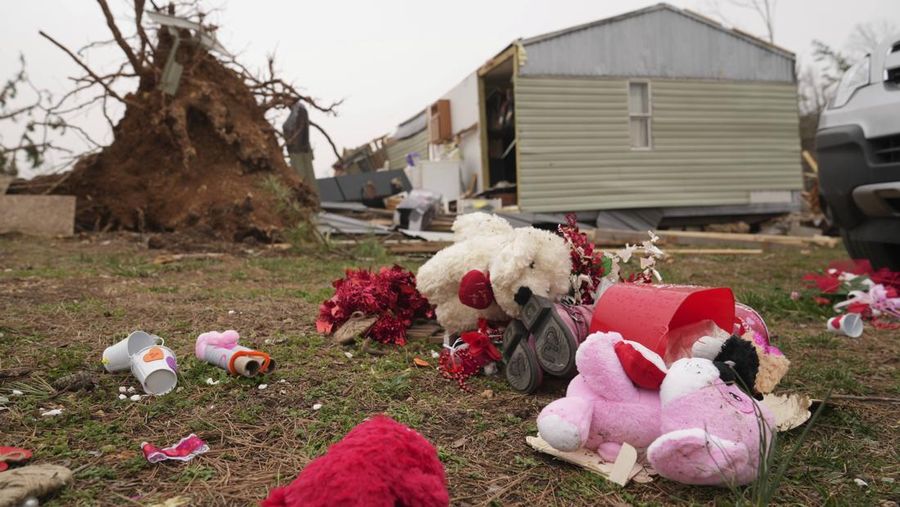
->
[309,120,342,162]
[134,0,155,63]
[38,30,128,105]
[96,0,144,75]
[704,0,776,43]
[846,20,898,57]
[0,101,41,121]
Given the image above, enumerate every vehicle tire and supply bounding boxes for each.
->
[840,229,900,270]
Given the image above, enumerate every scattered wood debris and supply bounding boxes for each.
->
[526,436,652,486]
[151,253,226,265]
[595,228,839,249]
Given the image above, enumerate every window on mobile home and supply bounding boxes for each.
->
[628,82,651,149]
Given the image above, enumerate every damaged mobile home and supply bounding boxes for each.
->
[365,3,803,228]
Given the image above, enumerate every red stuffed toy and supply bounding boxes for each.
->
[261,416,449,507]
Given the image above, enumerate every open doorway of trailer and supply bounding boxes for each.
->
[478,46,518,207]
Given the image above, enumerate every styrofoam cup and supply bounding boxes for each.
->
[827,314,863,338]
[131,345,178,395]
[102,331,162,372]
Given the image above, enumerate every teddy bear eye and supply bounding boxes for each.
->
[529,261,535,269]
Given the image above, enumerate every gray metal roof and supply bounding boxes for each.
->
[393,110,427,140]
[518,3,796,82]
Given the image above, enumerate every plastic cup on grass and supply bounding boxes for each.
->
[102,331,162,372]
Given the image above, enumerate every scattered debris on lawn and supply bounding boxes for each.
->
[148,496,193,507]
[762,393,814,431]
[102,331,162,373]
[130,345,178,396]
[594,227,840,249]
[0,447,32,472]
[804,259,900,330]
[196,330,275,377]
[826,314,864,337]
[142,434,209,464]
[526,436,652,486]
[151,253,226,265]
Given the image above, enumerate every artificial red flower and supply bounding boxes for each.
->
[438,319,502,391]
[558,213,607,304]
[316,266,434,345]
[460,330,501,362]
[803,272,842,294]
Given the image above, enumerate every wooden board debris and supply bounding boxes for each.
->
[662,248,764,255]
[0,195,75,237]
[388,242,452,254]
[595,228,839,249]
[151,253,225,265]
[406,322,444,344]
[526,435,653,486]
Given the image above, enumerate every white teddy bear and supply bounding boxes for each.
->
[416,213,572,334]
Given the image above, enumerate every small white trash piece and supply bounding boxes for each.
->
[826,313,864,338]
[102,331,162,372]
[130,345,178,395]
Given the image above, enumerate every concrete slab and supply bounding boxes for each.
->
[0,195,76,237]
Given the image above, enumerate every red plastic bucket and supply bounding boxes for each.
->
[590,284,735,363]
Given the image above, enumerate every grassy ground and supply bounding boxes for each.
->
[0,233,897,506]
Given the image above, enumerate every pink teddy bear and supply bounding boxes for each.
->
[536,332,663,462]
[648,357,775,486]
[537,332,775,487]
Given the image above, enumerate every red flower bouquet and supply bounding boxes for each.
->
[316,266,434,345]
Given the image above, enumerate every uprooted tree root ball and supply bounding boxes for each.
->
[16,7,323,242]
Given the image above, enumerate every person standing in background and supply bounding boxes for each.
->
[282,100,318,199]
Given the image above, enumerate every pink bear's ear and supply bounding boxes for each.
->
[614,340,667,390]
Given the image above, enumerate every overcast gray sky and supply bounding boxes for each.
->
[1,0,897,178]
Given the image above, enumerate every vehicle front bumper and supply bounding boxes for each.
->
[816,125,900,244]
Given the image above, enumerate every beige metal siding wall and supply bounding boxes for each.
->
[515,77,802,212]
[386,129,429,170]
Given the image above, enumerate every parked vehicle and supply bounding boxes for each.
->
[817,34,900,270]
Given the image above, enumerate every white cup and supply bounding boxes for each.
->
[130,345,178,395]
[826,313,863,338]
[102,331,162,372]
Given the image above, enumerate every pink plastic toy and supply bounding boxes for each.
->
[195,330,275,377]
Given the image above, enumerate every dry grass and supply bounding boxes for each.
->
[0,233,897,506]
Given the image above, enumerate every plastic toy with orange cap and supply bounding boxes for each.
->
[195,330,275,377]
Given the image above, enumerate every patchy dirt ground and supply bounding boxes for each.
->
[0,233,897,506]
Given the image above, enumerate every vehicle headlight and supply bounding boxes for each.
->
[830,56,870,109]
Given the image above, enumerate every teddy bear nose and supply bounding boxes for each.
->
[515,286,533,306]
